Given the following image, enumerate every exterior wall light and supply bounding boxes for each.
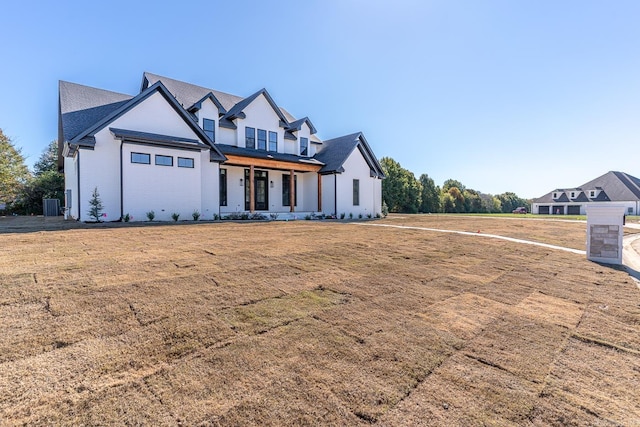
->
[240,178,243,186]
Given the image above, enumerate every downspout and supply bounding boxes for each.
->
[120,140,124,220]
[334,172,337,216]
[76,150,81,221]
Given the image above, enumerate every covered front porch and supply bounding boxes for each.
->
[218,146,323,215]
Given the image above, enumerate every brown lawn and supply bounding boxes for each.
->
[0,215,639,425]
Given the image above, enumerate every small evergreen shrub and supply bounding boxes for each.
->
[382,201,389,218]
[171,212,180,222]
[349,213,353,219]
[367,213,372,219]
[87,187,104,222]
[146,210,155,221]
[358,213,363,219]
[123,213,131,222]
[340,213,345,219]
[192,210,200,221]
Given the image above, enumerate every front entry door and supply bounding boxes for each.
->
[245,169,269,211]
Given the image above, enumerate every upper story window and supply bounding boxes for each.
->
[155,155,173,166]
[131,152,150,164]
[553,192,558,199]
[177,157,194,168]
[245,127,255,149]
[257,129,267,150]
[589,190,596,198]
[300,137,308,156]
[203,119,215,142]
[570,191,576,198]
[269,131,277,151]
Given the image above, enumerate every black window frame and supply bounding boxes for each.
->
[300,137,308,156]
[203,118,215,142]
[353,179,360,206]
[282,174,298,207]
[177,157,194,168]
[269,131,277,151]
[220,168,227,206]
[155,154,173,167]
[131,152,150,164]
[245,127,256,149]
[257,129,267,151]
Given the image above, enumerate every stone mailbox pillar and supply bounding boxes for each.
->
[586,205,626,265]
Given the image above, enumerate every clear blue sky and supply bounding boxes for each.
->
[1,0,639,199]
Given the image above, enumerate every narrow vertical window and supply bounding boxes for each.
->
[245,127,255,149]
[353,179,360,206]
[203,119,215,142]
[300,137,308,156]
[257,129,267,150]
[269,131,277,151]
[220,169,227,206]
[282,174,297,206]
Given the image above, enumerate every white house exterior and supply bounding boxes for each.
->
[58,73,384,221]
[531,171,640,216]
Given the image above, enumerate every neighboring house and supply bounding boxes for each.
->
[58,72,384,222]
[531,171,640,215]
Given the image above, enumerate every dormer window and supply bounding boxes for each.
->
[570,191,576,198]
[553,192,558,199]
[589,190,595,198]
[300,137,308,156]
[203,119,215,142]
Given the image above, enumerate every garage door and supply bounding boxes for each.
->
[552,206,565,215]
[538,205,550,214]
[567,205,581,215]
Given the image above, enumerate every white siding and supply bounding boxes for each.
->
[122,145,203,221]
[235,94,285,153]
[321,174,336,216]
[76,90,218,222]
[335,149,382,217]
[64,155,79,219]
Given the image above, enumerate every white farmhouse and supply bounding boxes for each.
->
[58,73,384,221]
[531,171,640,215]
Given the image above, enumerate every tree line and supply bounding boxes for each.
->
[380,157,529,214]
[0,129,64,215]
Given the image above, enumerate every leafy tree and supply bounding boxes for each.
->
[0,129,30,208]
[380,157,422,213]
[479,193,502,213]
[419,174,441,213]
[447,187,465,213]
[463,189,484,213]
[442,179,465,193]
[440,192,455,213]
[33,140,59,176]
[496,192,529,213]
[10,140,64,214]
[87,187,104,222]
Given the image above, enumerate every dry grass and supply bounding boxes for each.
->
[0,215,639,425]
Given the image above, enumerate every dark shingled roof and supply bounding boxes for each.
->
[59,81,132,143]
[314,132,384,178]
[58,80,226,162]
[109,128,208,150]
[533,171,640,203]
[143,72,242,112]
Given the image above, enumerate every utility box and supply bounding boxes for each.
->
[586,205,625,265]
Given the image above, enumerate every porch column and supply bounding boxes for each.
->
[317,173,322,212]
[249,165,255,213]
[289,169,295,212]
